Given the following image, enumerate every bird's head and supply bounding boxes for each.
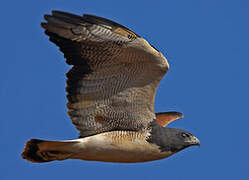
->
[161,128,200,153]
[147,112,200,156]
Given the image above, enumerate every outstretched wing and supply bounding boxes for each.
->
[41,11,169,137]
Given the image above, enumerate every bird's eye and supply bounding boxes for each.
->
[181,133,190,138]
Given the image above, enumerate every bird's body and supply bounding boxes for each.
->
[28,130,171,163]
[72,130,166,163]
[22,11,200,163]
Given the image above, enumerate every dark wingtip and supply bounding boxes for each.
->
[44,14,52,21]
[52,10,74,16]
[51,10,63,15]
[21,139,48,163]
[41,22,47,29]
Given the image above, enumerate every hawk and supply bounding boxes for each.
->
[22,11,200,163]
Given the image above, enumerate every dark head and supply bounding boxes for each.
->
[160,128,200,153]
[147,120,200,155]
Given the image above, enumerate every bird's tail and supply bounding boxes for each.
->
[21,139,80,163]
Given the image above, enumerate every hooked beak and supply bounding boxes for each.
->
[191,136,200,146]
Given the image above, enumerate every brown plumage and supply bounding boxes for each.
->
[22,11,200,163]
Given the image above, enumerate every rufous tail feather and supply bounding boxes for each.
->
[22,139,79,163]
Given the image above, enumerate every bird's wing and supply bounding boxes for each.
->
[41,11,169,137]
[156,112,184,127]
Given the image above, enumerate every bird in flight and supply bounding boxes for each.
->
[22,11,200,163]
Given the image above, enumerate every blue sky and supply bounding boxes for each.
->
[1,0,249,179]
